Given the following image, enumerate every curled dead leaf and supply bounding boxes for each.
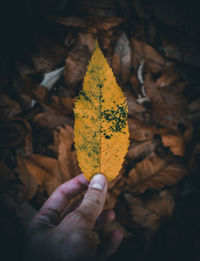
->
[161,133,185,157]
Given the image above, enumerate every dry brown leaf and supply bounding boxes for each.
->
[161,33,182,62]
[32,85,48,104]
[125,190,175,231]
[0,94,21,121]
[0,119,31,148]
[78,32,96,54]
[156,62,180,87]
[33,109,73,129]
[124,89,149,121]
[20,155,62,196]
[127,138,160,162]
[18,75,75,116]
[105,174,126,209]
[128,118,156,141]
[112,33,131,84]
[64,43,91,94]
[18,75,48,104]
[50,16,124,33]
[105,164,128,212]
[57,124,81,181]
[161,134,185,157]
[131,38,166,73]
[189,98,200,123]
[145,73,191,132]
[129,74,141,96]
[32,38,68,73]
[127,152,187,193]
[17,156,38,202]
[50,96,75,116]
[189,98,200,112]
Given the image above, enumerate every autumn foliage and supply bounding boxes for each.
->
[74,41,129,182]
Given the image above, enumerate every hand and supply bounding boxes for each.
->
[23,173,123,261]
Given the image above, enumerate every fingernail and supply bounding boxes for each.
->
[90,173,107,190]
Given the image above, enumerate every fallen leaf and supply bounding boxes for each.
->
[50,96,75,116]
[32,37,68,73]
[105,174,126,209]
[112,33,131,84]
[128,118,156,141]
[131,39,166,73]
[127,138,160,162]
[0,119,31,148]
[64,43,91,95]
[50,16,124,33]
[74,41,130,182]
[189,98,200,123]
[78,32,96,54]
[18,75,75,116]
[145,73,191,132]
[156,62,180,87]
[33,109,73,129]
[57,124,81,180]
[124,89,149,121]
[20,155,62,196]
[0,94,21,121]
[160,133,185,157]
[127,151,187,193]
[125,190,175,231]
[17,156,38,202]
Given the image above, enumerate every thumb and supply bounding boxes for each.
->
[75,173,108,228]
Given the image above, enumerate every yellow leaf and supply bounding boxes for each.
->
[74,40,130,182]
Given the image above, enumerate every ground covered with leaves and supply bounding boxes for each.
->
[1,1,200,260]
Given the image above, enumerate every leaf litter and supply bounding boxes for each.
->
[0,5,199,260]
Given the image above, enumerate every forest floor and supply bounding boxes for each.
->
[0,1,200,260]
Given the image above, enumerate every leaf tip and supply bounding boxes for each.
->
[94,39,100,50]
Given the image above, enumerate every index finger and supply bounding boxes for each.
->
[33,174,89,225]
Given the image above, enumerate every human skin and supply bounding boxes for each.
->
[23,173,123,261]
